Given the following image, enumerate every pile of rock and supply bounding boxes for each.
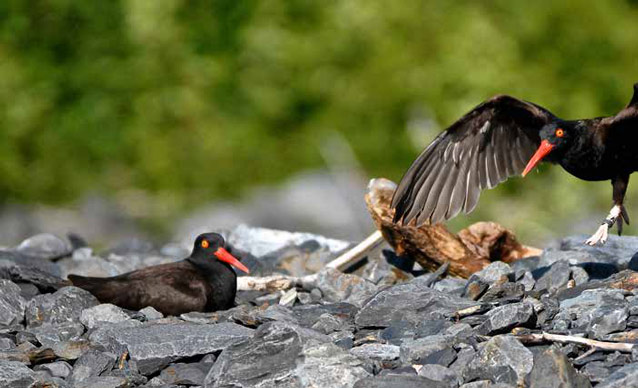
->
[2,227,638,387]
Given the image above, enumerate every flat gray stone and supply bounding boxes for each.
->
[477,302,535,335]
[25,286,98,328]
[69,349,118,385]
[460,382,514,388]
[0,279,27,327]
[29,322,84,347]
[597,362,638,388]
[350,344,400,361]
[80,304,131,329]
[418,364,462,387]
[355,279,477,327]
[558,235,638,268]
[315,268,378,307]
[354,375,451,388]
[74,375,128,388]
[534,260,571,293]
[399,335,455,365]
[560,289,628,339]
[0,360,37,388]
[463,335,533,386]
[205,321,370,388]
[0,337,16,350]
[159,362,212,386]
[0,258,64,290]
[90,322,254,375]
[34,360,73,378]
[473,262,512,284]
[528,347,591,388]
[16,233,72,260]
[139,306,164,320]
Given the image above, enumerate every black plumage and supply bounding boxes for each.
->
[69,233,249,315]
[392,83,638,243]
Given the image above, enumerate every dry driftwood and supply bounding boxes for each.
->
[236,274,317,292]
[326,230,385,271]
[515,332,635,353]
[365,178,541,278]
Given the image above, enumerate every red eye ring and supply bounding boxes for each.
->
[201,240,209,249]
[555,128,565,138]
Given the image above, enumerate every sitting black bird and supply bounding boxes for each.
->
[392,83,638,245]
[69,233,249,315]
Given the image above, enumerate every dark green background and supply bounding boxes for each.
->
[1,0,637,243]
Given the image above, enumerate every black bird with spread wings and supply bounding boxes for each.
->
[392,83,638,245]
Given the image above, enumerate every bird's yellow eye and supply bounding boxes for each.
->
[201,240,209,249]
[555,128,565,138]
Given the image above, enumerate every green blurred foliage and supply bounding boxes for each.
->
[0,0,638,243]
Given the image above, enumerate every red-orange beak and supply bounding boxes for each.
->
[522,140,555,177]
[214,247,250,274]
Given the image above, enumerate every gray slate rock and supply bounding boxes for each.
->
[34,360,73,379]
[400,335,455,365]
[460,382,514,388]
[0,279,27,327]
[597,362,638,388]
[16,233,72,260]
[311,312,353,334]
[159,362,212,386]
[480,282,524,303]
[293,302,358,329]
[0,337,16,350]
[418,364,462,387]
[80,304,131,329]
[90,322,254,375]
[476,302,535,335]
[355,279,477,327]
[29,322,84,347]
[581,361,611,383]
[25,286,98,328]
[315,268,378,307]
[534,260,571,293]
[353,375,451,388]
[472,262,512,284]
[0,360,37,388]
[463,335,533,386]
[433,278,468,295]
[350,344,400,361]
[74,375,128,388]
[69,349,118,385]
[558,235,638,268]
[527,347,591,388]
[205,321,370,388]
[462,278,489,301]
[0,258,64,291]
[139,306,164,320]
[381,319,454,346]
[560,289,628,339]
[0,251,63,279]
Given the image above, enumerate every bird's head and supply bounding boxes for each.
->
[193,233,250,274]
[522,123,572,177]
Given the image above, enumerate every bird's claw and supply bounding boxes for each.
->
[617,205,630,236]
[586,224,609,246]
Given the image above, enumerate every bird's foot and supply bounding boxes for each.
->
[586,224,609,246]
[585,204,625,246]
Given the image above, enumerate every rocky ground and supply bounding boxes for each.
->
[2,226,638,387]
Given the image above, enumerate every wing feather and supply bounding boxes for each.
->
[392,95,556,225]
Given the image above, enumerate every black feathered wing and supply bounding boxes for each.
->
[392,95,556,225]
